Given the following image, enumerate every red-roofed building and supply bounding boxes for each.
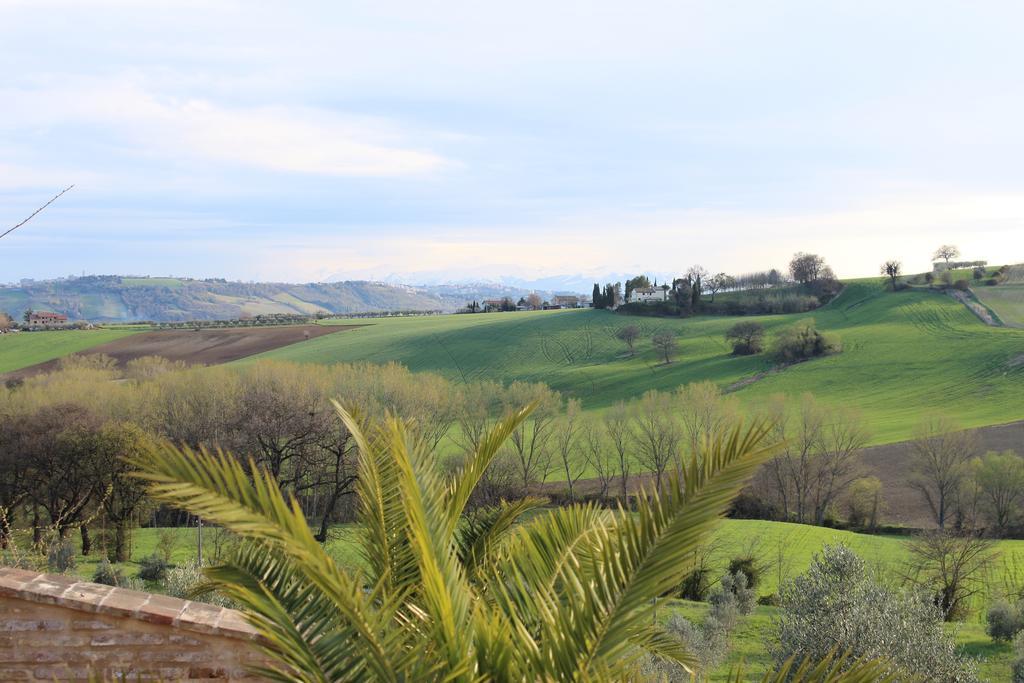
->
[28,311,68,326]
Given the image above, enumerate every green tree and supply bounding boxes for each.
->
[592,283,602,309]
[131,403,783,681]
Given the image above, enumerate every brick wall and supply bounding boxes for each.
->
[0,567,274,681]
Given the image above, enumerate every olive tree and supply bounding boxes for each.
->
[774,544,978,681]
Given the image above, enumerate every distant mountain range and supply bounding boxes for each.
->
[0,275,560,322]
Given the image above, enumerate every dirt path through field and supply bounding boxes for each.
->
[1,324,361,381]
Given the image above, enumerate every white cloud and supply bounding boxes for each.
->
[1,81,449,177]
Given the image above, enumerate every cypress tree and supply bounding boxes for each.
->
[592,283,602,309]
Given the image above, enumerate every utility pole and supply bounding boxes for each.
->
[196,516,203,566]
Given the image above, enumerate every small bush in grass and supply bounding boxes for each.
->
[678,567,713,601]
[711,571,756,619]
[725,321,765,356]
[973,266,986,280]
[1014,631,1024,683]
[987,599,1024,642]
[727,555,763,590]
[954,279,970,291]
[163,561,235,608]
[155,528,179,563]
[47,538,76,573]
[92,559,126,587]
[769,320,840,363]
[137,554,169,582]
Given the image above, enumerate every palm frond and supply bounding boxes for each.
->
[527,419,779,679]
[728,650,900,683]
[456,496,547,578]
[127,441,401,682]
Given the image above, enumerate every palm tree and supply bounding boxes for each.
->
[130,402,884,682]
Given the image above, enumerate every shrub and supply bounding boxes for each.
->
[163,561,234,608]
[725,321,765,355]
[92,559,126,587]
[714,571,756,617]
[155,528,179,563]
[678,567,713,601]
[773,545,978,682]
[925,271,935,284]
[726,556,763,591]
[769,320,840,363]
[47,538,76,573]
[954,279,970,291]
[1014,631,1024,683]
[137,554,169,582]
[987,599,1024,642]
[973,266,986,280]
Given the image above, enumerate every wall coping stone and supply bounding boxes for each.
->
[0,567,262,642]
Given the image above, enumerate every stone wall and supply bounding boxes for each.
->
[0,567,273,681]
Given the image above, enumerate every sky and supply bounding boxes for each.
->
[1,0,1023,286]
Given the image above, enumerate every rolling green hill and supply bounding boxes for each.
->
[248,280,1024,444]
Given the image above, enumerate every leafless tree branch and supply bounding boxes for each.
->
[0,184,74,241]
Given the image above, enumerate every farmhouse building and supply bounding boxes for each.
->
[551,295,580,308]
[28,311,68,325]
[627,287,669,304]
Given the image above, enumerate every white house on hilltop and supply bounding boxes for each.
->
[627,286,669,304]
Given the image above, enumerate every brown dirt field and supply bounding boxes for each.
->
[1,325,360,381]
[555,420,1024,529]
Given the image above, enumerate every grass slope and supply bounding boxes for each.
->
[250,280,1024,444]
[0,329,138,374]
[975,284,1024,327]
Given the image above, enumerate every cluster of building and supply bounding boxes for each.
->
[478,294,593,312]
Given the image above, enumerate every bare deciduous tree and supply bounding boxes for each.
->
[903,530,997,621]
[910,417,977,529]
[615,325,641,356]
[761,394,868,525]
[504,381,560,491]
[651,329,678,364]
[932,245,960,267]
[580,416,615,501]
[972,450,1024,534]
[603,401,634,498]
[630,390,681,491]
[880,260,902,289]
[554,398,586,502]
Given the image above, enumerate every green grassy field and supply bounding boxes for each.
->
[975,284,1024,327]
[246,280,1024,444]
[0,328,139,374]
